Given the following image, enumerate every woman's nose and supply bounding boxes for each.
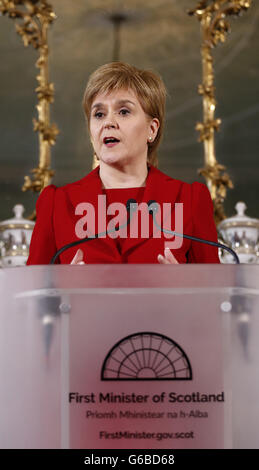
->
[104,112,118,128]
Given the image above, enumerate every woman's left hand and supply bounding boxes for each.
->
[157,247,179,264]
[71,248,85,265]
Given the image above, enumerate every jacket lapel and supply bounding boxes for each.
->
[66,166,122,262]
[121,165,184,256]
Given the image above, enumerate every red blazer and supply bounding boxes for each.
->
[27,165,220,265]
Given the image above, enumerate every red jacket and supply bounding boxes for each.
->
[27,165,220,265]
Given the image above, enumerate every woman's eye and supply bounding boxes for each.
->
[94,111,104,119]
[119,108,130,116]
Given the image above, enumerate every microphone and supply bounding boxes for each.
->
[50,199,138,264]
[148,200,240,264]
[126,198,138,213]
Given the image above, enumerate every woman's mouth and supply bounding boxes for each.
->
[103,137,120,147]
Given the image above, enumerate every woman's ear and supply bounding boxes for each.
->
[149,118,160,141]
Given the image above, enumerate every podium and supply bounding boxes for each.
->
[0,264,258,449]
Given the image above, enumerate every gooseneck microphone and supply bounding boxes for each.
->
[147,200,240,264]
[50,199,138,264]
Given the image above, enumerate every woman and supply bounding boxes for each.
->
[27,62,220,265]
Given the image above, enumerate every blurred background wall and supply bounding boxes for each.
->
[0,0,258,221]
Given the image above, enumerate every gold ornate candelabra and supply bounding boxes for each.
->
[188,0,252,223]
[0,0,58,195]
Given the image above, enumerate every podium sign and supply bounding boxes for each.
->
[69,290,227,449]
[0,265,259,449]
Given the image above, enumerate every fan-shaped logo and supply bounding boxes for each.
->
[101,332,192,381]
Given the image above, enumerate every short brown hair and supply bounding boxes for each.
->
[82,62,166,166]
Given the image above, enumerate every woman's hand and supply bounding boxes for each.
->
[157,247,178,264]
[71,248,177,265]
[71,249,85,265]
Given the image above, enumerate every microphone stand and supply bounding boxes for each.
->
[147,200,240,264]
[50,199,138,265]
[43,199,137,358]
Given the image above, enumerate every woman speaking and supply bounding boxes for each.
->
[27,62,220,265]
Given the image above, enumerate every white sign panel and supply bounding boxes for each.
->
[68,291,230,449]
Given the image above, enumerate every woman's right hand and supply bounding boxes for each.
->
[157,247,179,264]
[71,249,85,265]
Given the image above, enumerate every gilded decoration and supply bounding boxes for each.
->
[188,0,252,223]
[0,0,58,199]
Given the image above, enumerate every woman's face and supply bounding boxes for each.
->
[89,88,159,167]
